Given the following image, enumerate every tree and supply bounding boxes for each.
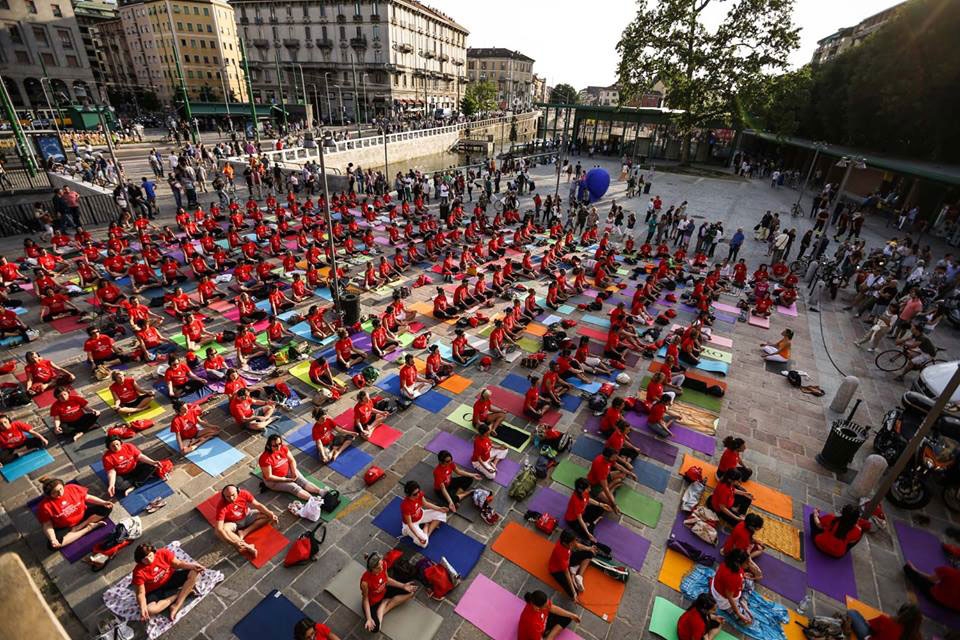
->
[735,67,813,138]
[617,0,799,163]
[549,83,578,105]
[461,81,497,116]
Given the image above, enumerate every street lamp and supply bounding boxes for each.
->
[296,64,310,129]
[795,140,827,216]
[834,155,867,207]
[362,73,369,124]
[317,133,343,320]
[323,72,333,126]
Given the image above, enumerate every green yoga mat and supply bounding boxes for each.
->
[649,597,737,640]
[250,468,351,522]
[516,337,541,353]
[701,346,733,364]
[641,376,723,413]
[170,333,230,354]
[550,459,662,527]
[446,403,531,453]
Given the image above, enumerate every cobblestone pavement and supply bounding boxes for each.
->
[0,153,957,640]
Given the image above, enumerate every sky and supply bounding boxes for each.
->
[426,0,905,90]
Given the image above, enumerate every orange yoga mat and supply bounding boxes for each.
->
[196,493,289,568]
[492,522,625,622]
[647,361,728,393]
[407,301,456,325]
[680,454,794,520]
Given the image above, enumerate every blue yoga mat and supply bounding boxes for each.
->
[267,415,303,437]
[313,287,334,301]
[289,322,334,345]
[429,340,454,360]
[286,422,318,457]
[372,496,485,577]
[277,309,300,322]
[415,389,452,413]
[500,373,529,395]
[581,314,611,328]
[655,347,730,375]
[376,374,402,396]
[571,436,669,493]
[90,460,174,514]
[255,298,273,313]
[566,377,603,394]
[560,393,583,413]
[155,431,245,476]
[328,446,372,478]
[0,448,54,482]
[233,590,304,640]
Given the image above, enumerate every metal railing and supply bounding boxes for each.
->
[0,169,52,193]
[0,192,118,238]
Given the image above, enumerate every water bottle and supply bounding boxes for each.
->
[797,593,812,616]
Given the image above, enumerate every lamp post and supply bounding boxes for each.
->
[348,53,361,138]
[219,69,233,132]
[238,35,259,145]
[163,0,198,143]
[834,156,867,208]
[296,64,310,129]
[0,71,39,177]
[273,48,288,132]
[317,134,342,320]
[361,73,369,124]
[337,86,344,127]
[311,84,320,130]
[380,125,388,182]
[795,140,826,216]
[323,73,333,127]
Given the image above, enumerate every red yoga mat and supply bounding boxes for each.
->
[49,315,88,334]
[486,386,559,427]
[577,325,609,341]
[196,493,289,568]
[331,406,402,448]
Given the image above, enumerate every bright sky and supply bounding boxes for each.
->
[426,0,905,89]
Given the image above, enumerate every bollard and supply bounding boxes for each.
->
[849,454,888,499]
[830,376,860,413]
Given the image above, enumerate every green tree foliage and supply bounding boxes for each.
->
[461,81,497,116]
[617,0,799,162]
[735,67,813,138]
[549,83,579,105]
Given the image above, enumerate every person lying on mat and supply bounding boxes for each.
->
[294,617,343,640]
[170,400,220,454]
[132,543,205,622]
[452,329,477,364]
[334,329,366,370]
[214,484,278,558]
[539,361,572,407]
[230,388,277,432]
[903,562,960,613]
[709,469,753,525]
[353,390,389,439]
[39,286,82,322]
[311,406,356,463]
[164,354,208,399]
[84,326,132,368]
[517,589,581,640]
[400,480,448,548]
[49,387,101,442]
[760,328,792,363]
[35,476,113,550]
[711,549,753,625]
[565,477,612,542]
[471,423,509,480]
[23,350,75,396]
[677,593,725,640]
[587,447,636,516]
[370,317,400,359]
[717,437,753,482]
[108,371,156,416]
[0,414,48,468]
[472,389,507,436]
[259,434,326,501]
[549,529,598,604]
[360,551,417,633]
[433,449,482,512]
[102,436,164,498]
[809,504,865,558]
[646,396,679,439]
[722,513,765,581]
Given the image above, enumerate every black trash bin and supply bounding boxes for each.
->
[816,419,870,473]
[341,293,361,327]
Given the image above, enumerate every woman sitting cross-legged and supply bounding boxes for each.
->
[35,476,113,550]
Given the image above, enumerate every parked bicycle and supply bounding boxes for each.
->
[875,346,947,373]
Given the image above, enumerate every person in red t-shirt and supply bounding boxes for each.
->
[523,375,550,420]
[722,513,765,580]
[352,390,388,438]
[398,354,431,401]
[39,286,82,322]
[49,387,101,441]
[35,477,113,550]
[717,436,752,482]
[293,617,342,640]
[214,484,278,558]
[107,371,156,415]
[164,354,208,399]
[711,550,753,624]
[904,562,960,613]
[102,436,163,497]
[471,423,509,480]
[564,477,612,542]
[709,469,753,526]
[131,543,205,622]
[471,388,507,435]
[432,449,482,512]
[229,387,277,431]
[0,414,48,467]
[370,317,400,359]
[84,326,131,367]
[587,447,635,515]
[259,434,325,501]
[677,593,724,640]
[646,396,678,439]
[360,552,417,632]
[808,505,864,558]
[846,603,922,640]
[548,529,598,602]
[399,480,448,548]
[23,350,75,396]
[311,406,355,463]
[517,590,580,640]
[133,320,178,362]
[334,329,366,369]
[170,399,220,454]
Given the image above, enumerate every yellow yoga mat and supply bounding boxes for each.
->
[657,549,694,591]
[693,488,802,560]
[845,596,883,619]
[95,388,166,424]
[680,454,794,520]
[785,610,809,640]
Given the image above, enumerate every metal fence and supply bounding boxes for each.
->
[0,192,119,238]
[0,169,52,193]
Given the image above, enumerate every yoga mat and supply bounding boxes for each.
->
[27,488,116,562]
[577,325,610,341]
[624,412,717,457]
[681,564,790,640]
[893,519,960,629]
[91,460,174,516]
[445,403,531,452]
[581,314,612,328]
[516,336,541,353]
[455,574,583,640]
[680,455,794,521]
[712,301,741,314]
[749,314,771,329]
[49,315,88,334]
[438,373,471,394]
[424,431,520,487]
[527,486,651,571]
[654,347,729,375]
[560,392,583,413]
[95,389,166,423]
[673,324,733,348]
[524,323,548,337]
[701,346,733,364]
[500,372,530,395]
[583,415,679,466]
[400,461,475,522]
[0,448,54,482]
[649,362,728,390]
[487,386,560,426]
[196,493,288,568]
[414,389,453,413]
[372,496,485,577]
[649,596,737,640]
[571,436,670,493]
[777,303,799,317]
[658,549,695,591]
[567,378,603,394]
[233,590,305,640]
[250,468,350,522]
[326,561,444,640]
[492,521,626,621]
[803,505,858,602]
[551,459,662,527]
[327,445,373,478]
[265,414,301,436]
[640,376,722,413]
[366,424,403,449]
[156,431,245,476]
[845,596,883,620]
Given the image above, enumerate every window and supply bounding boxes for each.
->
[9,25,22,44]
[286,4,291,16]
[302,5,309,18]
[319,4,325,16]
[339,25,345,38]
[372,25,379,39]
[173,4,180,12]
[32,26,48,46]
[321,25,327,38]
[181,38,186,46]
[272,26,278,39]
[193,6,198,14]
[15,50,30,63]
[203,56,209,63]
[203,7,208,15]
[304,25,311,39]
[51,3,62,16]
[58,29,73,48]
[66,54,78,66]
[374,50,381,63]
[354,1,361,16]
[372,2,379,15]
[190,38,196,47]
[177,22,183,30]
[184,54,189,62]
[26,0,36,13]
[355,26,361,37]
[213,56,218,64]
[200,40,206,48]
[40,52,55,65]
[187,23,193,31]
[206,71,212,79]
[206,25,212,32]
[187,70,193,78]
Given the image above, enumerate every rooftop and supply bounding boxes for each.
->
[467,47,535,63]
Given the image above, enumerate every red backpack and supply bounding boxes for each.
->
[419,560,456,599]
[284,522,327,567]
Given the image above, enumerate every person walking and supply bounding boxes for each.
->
[728,228,745,261]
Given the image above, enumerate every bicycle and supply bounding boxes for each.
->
[790,202,803,218]
[875,346,947,372]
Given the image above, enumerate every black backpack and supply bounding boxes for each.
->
[542,333,559,352]
[0,385,29,409]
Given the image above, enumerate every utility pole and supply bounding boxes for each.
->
[337,86,344,127]
[0,71,38,177]
[317,138,342,320]
[323,73,333,126]
[349,53,361,138]
[273,48,288,131]
[297,64,310,129]
[795,142,826,215]
[238,36,259,144]
[164,0,198,143]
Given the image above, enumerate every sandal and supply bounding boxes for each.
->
[800,385,825,397]
[143,498,167,514]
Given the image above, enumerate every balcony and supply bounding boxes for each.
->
[305,40,313,48]
[268,16,277,23]
[350,36,367,49]
[336,14,345,23]
[283,39,299,48]
[421,50,435,59]
[353,14,363,22]
[239,16,248,24]
[438,53,449,62]
[252,39,269,48]
[316,38,333,50]
[396,43,413,54]
[370,14,380,22]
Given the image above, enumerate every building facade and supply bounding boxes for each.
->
[0,0,99,111]
[466,47,534,110]
[230,0,468,124]
[531,73,546,105]
[811,1,904,65]
[580,84,618,106]
[97,16,141,107]
[73,0,119,100]
[118,0,247,105]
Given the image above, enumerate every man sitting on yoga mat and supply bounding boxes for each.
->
[399,354,432,401]
[722,513,765,581]
[312,406,356,464]
[24,353,74,397]
[588,447,636,516]
[433,449,482,512]
[132,543,205,623]
[214,484,278,558]
[471,423,509,480]
[548,529,598,604]
[452,329,477,364]
[472,389,507,436]
[108,371,156,416]
[564,477,612,543]
[677,593,725,640]
[711,550,753,626]
[35,476,113,550]
[809,505,865,558]
[294,617,343,640]
[229,387,278,432]
[400,480,448,548]
[709,469,753,525]
[164,354,208,399]
[360,552,418,633]
[49,387,101,442]
[102,436,165,498]
[517,589,581,640]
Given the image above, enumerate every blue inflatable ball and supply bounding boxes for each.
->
[585,168,610,202]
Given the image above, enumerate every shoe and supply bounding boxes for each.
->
[574,574,584,592]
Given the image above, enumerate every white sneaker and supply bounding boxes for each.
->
[574,574,584,592]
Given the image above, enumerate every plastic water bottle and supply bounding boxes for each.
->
[797,593,812,616]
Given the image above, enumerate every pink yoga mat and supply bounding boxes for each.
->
[776,303,799,317]
[671,325,733,349]
[712,301,740,314]
[454,574,583,640]
[487,385,559,426]
[749,314,771,329]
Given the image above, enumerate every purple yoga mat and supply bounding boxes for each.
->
[527,486,651,572]
[583,414,679,466]
[425,431,520,487]
[668,511,806,603]
[27,491,115,563]
[586,340,640,367]
[623,411,716,456]
[893,520,960,629]
[350,331,372,352]
[803,505,858,602]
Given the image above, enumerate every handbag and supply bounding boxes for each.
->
[320,489,340,513]
[535,513,557,535]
